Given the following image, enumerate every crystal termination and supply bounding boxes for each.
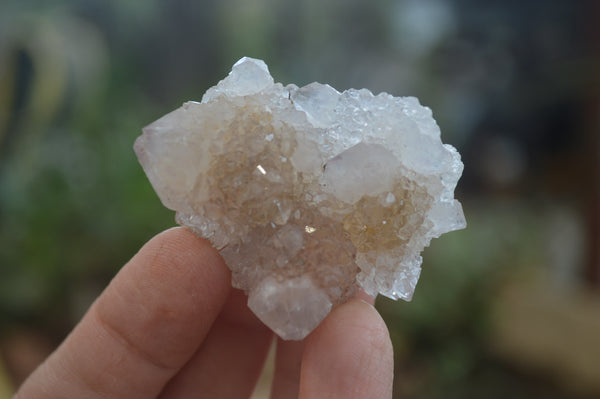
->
[134,57,466,340]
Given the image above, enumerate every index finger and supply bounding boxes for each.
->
[16,227,231,399]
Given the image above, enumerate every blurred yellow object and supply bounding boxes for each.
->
[0,15,66,151]
[0,12,108,154]
[0,356,14,399]
[491,272,600,396]
[250,339,275,399]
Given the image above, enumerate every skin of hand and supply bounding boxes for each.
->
[14,227,394,399]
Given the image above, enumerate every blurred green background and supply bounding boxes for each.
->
[1,1,599,398]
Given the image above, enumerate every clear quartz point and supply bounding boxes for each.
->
[248,276,332,340]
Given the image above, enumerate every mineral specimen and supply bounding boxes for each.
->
[134,57,466,340]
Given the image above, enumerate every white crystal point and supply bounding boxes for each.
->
[248,276,332,340]
[201,57,273,103]
[135,57,466,340]
[290,82,340,128]
[322,143,400,204]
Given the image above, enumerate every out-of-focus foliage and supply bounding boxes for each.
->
[0,0,598,397]
[379,201,550,398]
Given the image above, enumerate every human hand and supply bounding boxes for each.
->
[15,227,393,398]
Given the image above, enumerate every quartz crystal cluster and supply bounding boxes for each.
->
[134,57,466,340]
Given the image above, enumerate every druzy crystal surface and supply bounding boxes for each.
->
[134,57,466,340]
